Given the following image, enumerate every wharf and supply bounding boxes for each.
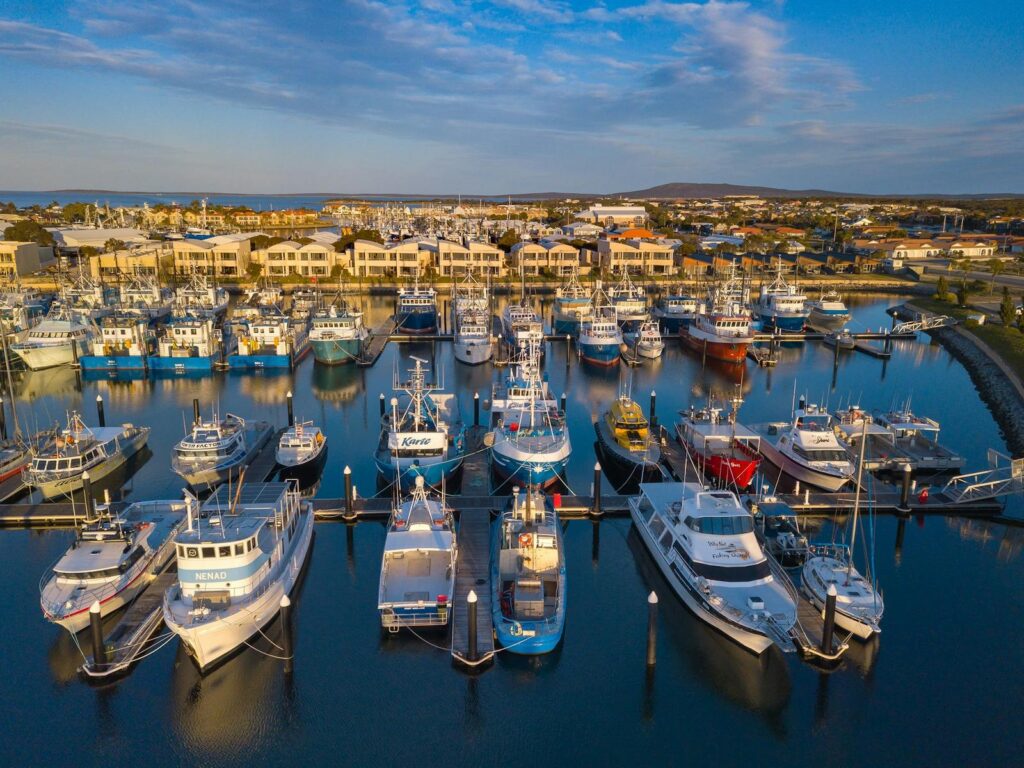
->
[81,564,178,680]
[792,593,848,662]
[852,339,892,359]
[450,507,496,667]
[357,319,397,367]
[461,425,491,496]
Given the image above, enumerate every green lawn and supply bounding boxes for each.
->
[915,295,1024,379]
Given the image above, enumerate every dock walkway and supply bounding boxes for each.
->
[246,428,283,483]
[357,319,397,367]
[451,507,496,667]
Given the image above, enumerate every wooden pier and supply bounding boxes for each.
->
[853,339,892,359]
[357,318,397,367]
[460,425,491,496]
[791,593,848,663]
[451,506,496,667]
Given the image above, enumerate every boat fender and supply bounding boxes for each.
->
[918,487,929,504]
[518,533,533,548]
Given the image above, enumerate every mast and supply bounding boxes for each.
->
[847,416,869,579]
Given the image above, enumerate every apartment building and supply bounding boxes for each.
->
[509,241,579,276]
[0,241,49,278]
[172,233,255,277]
[348,239,425,278]
[597,239,675,275]
[255,240,345,277]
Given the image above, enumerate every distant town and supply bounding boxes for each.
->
[1,193,1023,285]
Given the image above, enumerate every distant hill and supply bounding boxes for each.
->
[610,182,852,199]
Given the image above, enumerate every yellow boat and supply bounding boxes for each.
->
[594,395,664,490]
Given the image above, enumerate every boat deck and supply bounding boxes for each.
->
[451,507,496,667]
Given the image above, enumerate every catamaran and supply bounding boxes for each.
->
[491,485,567,654]
[40,498,186,633]
[230,313,310,369]
[378,476,457,631]
[152,316,230,373]
[164,482,314,671]
[629,482,797,655]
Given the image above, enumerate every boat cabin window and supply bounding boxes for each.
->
[234,544,244,555]
[247,539,254,551]
[792,445,849,462]
[219,546,231,557]
[202,547,215,557]
[120,546,144,572]
[685,515,754,535]
[658,529,673,554]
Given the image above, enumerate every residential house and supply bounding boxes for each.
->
[574,205,649,228]
[172,233,256,277]
[597,239,674,276]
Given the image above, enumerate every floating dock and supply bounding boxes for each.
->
[450,506,496,667]
[356,318,397,367]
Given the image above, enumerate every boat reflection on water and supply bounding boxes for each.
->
[627,527,792,721]
[311,363,364,404]
[235,370,293,406]
[169,637,295,755]
[13,366,82,401]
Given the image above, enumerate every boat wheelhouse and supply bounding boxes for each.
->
[752,402,854,491]
[164,482,314,670]
[81,314,156,371]
[501,300,544,356]
[26,412,150,499]
[653,292,701,334]
[230,315,310,369]
[275,421,327,484]
[806,289,850,330]
[635,320,665,359]
[40,499,186,633]
[152,316,230,373]
[378,477,457,631]
[491,485,567,654]
[607,273,648,333]
[629,482,798,655]
[552,269,592,336]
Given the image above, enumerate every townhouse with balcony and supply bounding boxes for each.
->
[597,239,675,275]
[254,240,344,278]
[509,241,580,276]
[172,233,255,277]
[348,239,425,278]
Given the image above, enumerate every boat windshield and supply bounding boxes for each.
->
[684,515,754,535]
[792,446,850,462]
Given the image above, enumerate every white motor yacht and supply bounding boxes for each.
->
[754,402,854,491]
[11,305,95,370]
[171,412,272,487]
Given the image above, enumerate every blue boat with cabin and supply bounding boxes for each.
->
[150,316,231,373]
[753,259,809,332]
[551,269,592,336]
[395,280,437,334]
[80,314,156,371]
[229,314,310,370]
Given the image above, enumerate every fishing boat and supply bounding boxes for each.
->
[802,426,884,638]
[39,498,187,633]
[152,316,230,373]
[172,273,229,319]
[57,271,113,321]
[395,280,437,334]
[653,291,701,334]
[229,314,310,369]
[377,476,457,631]
[872,405,964,472]
[164,481,314,671]
[240,280,284,315]
[551,268,592,336]
[374,357,465,491]
[823,328,855,350]
[491,485,567,654]
[501,299,544,357]
[749,497,809,568]
[118,275,172,321]
[453,309,493,365]
[682,304,754,364]
[753,400,854,491]
[171,411,273,487]
[490,342,571,487]
[26,412,150,499]
[0,287,48,338]
[451,270,490,315]
[0,438,33,484]
[635,320,665,359]
[275,421,327,484]
[289,287,320,320]
[309,303,368,365]
[676,399,762,490]
[10,304,95,370]
[806,289,850,330]
[753,259,808,332]
[607,273,648,333]
[629,482,797,655]
[594,391,664,490]
[80,314,156,371]
[577,287,622,366]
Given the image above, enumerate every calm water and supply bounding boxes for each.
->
[0,191,510,209]
[2,295,1021,767]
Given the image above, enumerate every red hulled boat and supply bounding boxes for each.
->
[676,400,762,489]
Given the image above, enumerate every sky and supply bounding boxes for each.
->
[0,0,1022,195]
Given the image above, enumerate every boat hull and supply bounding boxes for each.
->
[594,421,663,491]
[374,453,464,491]
[758,438,849,491]
[808,308,850,330]
[577,341,621,366]
[491,444,569,488]
[757,311,806,332]
[277,444,328,485]
[165,506,314,671]
[453,338,493,365]
[637,341,664,359]
[682,332,749,363]
[395,308,437,334]
[80,355,148,371]
[12,339,88,370]
[552,314,583,336]
[681,440,761,490]
[229,341,310,370]
[150,355,216,372]
[311,337,362,365]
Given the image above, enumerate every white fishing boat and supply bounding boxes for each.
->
[806,289,850,330]
[453,309,493,365]
[173,273,229,319]
[275,421,327,482]
[10,305,96,370]
[39,499,187,633]
[309,302,368,365]
[635,320,665,359]
[118,274,172,321]
[171,412,273,487]
[753,401,854,491]
[378,476,457,631]
[164,482,315,671]
[501,300,544,356]
[629,482,797,655]
[26,412,150,499]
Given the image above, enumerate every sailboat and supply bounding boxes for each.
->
[801,420,885,638]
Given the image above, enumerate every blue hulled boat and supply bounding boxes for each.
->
[577,286,622,366]
[80,314,155,371]
[607,273,648,333]
[309,302,367,365]
[653,291,701,334]
[374,357,465,490]
[395,280,437,334]
[753,259,808,332]
[491,485,567,654]
[552,269,592,336]
[229,313,310,370]
[151,316,231,373]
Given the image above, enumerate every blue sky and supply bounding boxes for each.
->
[0,0,1021,194]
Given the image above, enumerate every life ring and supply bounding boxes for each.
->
[518,533,532,548]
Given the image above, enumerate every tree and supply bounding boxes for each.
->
[104,238,126,253]
[999,287,1017,328]
[935,275,949,301]
[79,245,99,258]
[334,229,383,253]
[956,279,971,307]
[497,229,520,253]
[3,221,54,245]
[62,202,90,224]
[246,262,264,279]
[987,258,1004,294]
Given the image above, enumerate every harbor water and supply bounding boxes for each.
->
[2,294,1021,766]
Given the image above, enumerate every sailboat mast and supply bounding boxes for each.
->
[847,416,869,578]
